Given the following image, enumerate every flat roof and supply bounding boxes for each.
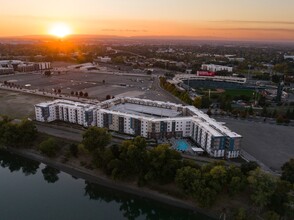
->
[108,103,182,118]
[35,99,96,110]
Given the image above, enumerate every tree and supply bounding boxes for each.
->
[82,127,111,152]
[145,144,182,184]
[227,165,247,196]
[268,180,293,217]
[276,114,285,124]
[175,166,202,193]
[233,208,247,220]
[241,161,259,175]
[18,119,38,146]
[79,91,84,97]
[262,211,280,220]
[117,137,148,178]
[106,95,111,100]
[39,138,59,157]
[84,92,88,98]
[193,97,202,108]
[71,91,74,96]
[1,121,22,148]
[102,80,105,84]
[201,96,211,108]
[281,159,294,183]
[247,168,278,209]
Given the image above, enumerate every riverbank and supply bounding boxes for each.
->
[6,147,217,219]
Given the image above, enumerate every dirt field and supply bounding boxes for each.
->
[0,90,51,118]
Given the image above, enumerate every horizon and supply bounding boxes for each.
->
[1,0,294,42]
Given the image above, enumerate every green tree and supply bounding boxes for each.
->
[39,138,59,157]
[1,123,20,147]
[262,211,280,220]
[145,144,182,184]
[201,96,211,108]
[193,97,202,108]
[281,159,294,184]
[227,165,247,196]
[241,161,259,175]
[118,137,148,177]
[0,119,37,148]
[175,166,201,193]
[18,119,38,146]
[82,127,111,152]
[269,180,293,217]
[276,114,285,124]
[247,168,278,209]
[209,165,227,192]
[233,208,247,220]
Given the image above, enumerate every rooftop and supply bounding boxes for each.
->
[108,103,182,118]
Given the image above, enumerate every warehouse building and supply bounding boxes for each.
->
[35,97,242,158]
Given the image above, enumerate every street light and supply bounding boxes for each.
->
[247,65,251,80]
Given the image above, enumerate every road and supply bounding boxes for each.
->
[35,122,124,144]
[36,123,83,142]
[151,76,186,105]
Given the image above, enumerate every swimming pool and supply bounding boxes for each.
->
[176,140,189,151]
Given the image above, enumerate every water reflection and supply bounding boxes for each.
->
[0,149,40,175]
[42,166,60,183]
[84,181,200,220]
[0,150,212,220]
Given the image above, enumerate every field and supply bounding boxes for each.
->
[223,89,254,98]
[0,90,50,118]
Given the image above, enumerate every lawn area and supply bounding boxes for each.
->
[224,89,254,98]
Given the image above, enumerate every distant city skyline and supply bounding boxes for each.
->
[1,0,294,41]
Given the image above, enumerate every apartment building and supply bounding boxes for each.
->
[35,97,242,158]
[201,64,233,72]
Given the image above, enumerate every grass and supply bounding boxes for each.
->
[224,89,254,98]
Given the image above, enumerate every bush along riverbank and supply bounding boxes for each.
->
[0,117,294,219]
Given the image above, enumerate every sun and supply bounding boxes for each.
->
[49,23,72,38]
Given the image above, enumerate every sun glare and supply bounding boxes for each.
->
[49,23,72,38]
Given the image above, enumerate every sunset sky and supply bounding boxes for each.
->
[1,0,294,41]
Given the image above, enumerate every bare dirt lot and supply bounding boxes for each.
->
[0,90,50,118]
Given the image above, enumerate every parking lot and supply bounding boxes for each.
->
[0,70,182,103]
[218,117,294,172]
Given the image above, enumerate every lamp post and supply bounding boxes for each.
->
[247,65,251,80]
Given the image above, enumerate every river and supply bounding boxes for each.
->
[0,150,213,220]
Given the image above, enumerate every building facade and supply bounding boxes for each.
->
[201,64,233,72]
[35,98,242,158]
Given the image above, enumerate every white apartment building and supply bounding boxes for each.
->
[35,100,97,127]
[97,56,112,63]
[35,97,242,158]
[201,64,233,72]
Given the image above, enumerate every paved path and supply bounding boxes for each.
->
[36,123,83,142]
